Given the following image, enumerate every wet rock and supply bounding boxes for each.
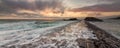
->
[84,17,103,22]
[9,45,16,48]
[1,21,120,48]
[64,18,79,21]
[110,17,120,20]
[85,21,120,48]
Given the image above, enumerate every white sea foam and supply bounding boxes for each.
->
[23,22,97,48]
[0,21,98,48]
[0,21,73,47]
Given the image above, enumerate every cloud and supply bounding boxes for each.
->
[104,0,115,1]
[1,0,63,10]
[35,0,63,10]
[70,2,120,12]
[1,0,120,13]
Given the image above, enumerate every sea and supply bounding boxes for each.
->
[0,20,73,46]
[0,19,120,47]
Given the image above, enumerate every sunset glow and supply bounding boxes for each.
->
[16,9,120,17]
[0,0,120,18]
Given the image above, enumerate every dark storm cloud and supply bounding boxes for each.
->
[35,0,63,10]
[1,0,120,12]
[70,2,120,12]
[1,0,63,10]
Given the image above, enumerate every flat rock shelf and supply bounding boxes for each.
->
[1,21,120,48]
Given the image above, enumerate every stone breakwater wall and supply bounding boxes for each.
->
[85,21,120,48]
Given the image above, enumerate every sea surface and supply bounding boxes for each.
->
[0,20,120,47]
[0,21,74,46]
[0,21,58,31]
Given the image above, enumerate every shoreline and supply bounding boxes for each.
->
[0,21,120,48]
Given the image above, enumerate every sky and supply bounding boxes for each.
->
[0,0,120,18]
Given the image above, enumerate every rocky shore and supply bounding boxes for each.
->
[1,21,120,48]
